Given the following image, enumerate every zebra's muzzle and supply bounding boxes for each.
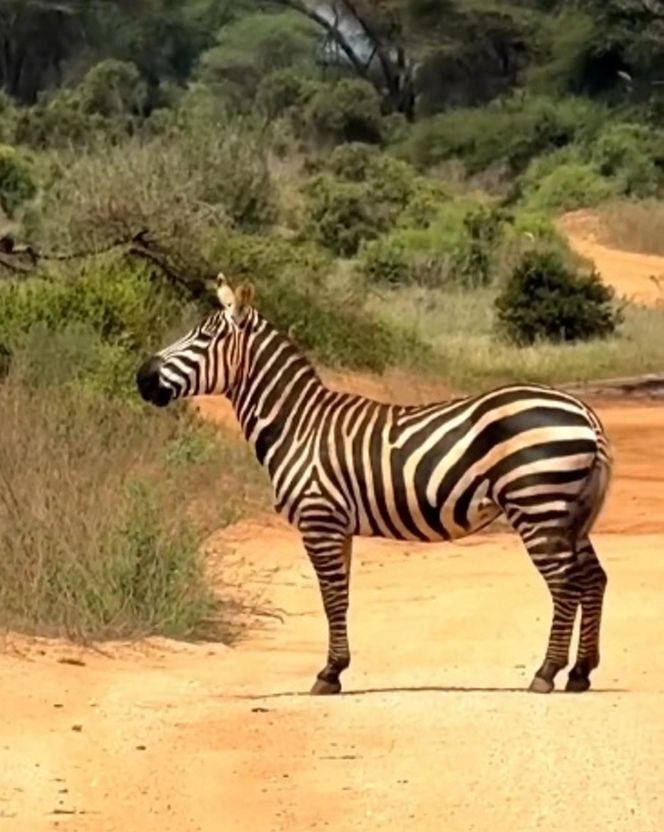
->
[136,356,173,408]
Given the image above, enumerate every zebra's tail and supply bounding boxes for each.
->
[569,430,613,545]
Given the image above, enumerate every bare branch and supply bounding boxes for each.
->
[270,0,371,80]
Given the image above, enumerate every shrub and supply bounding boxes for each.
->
[306,79,383,145]
[78,59,148,118]
[199,11,317,108]
[27,126,275,254]
[362,199,504,289]
[397,180,450,229]
[398,94,605,174]
[359,236,410,286]
[304,173,386,256]
[456,204,505,288]
[209,228,429,371]
[327,142,381,181]
[0,263,186,360]
[590,123,664,198]
[15,90,100,149]
[495,249,622,346]
[522,161,617,212]
[0,91,18,144]
[0,145,37,217]
[256,68,318,121]
[10,324,139,402]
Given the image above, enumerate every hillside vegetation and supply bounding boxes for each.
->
[1,0,664,639]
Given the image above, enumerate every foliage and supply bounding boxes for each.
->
[590,123,664,198]
[209,228,431,371]
[256,67,318,121]
[26,126,275,257]
[0,263,184,360]
[0,145,37,217]
[303,173,386,256]
[359,235,410,286]
[199,11,317,110]
[78,59,148,119]
[521,160,618,212]
[306,79,384,145]
[0,91,18,144]
[359,198,505,289]
[399,94,606,174]
[495,249,622,346]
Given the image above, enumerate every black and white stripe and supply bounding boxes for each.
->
[137,279,612,694]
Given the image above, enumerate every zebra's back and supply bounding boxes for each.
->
[299,383,610,544]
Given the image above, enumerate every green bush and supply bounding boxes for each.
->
[304,173,386,256]
[15,90,100,149]
[590,123,664,198]
[359,236,410,286]
[78,59,148,118]
[0,263,185,358]
[199,11,317,109]
[397,180,450,230]
[0,145,37,217]
[327,142,381,181]
[360,199,504,289]
[256,68,318,121]
[306,79,383,145]
[0,92,18,144]
[399,94,605,174]
[209,228,429,371]
[522,160,617,212]
[495,249,621,346]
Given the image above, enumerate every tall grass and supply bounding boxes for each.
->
[0,356,269,642]
[366,285,664,392]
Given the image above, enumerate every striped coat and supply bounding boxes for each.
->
[137,276,612,695]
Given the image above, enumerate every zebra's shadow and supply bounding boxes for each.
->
[232,684,629,700]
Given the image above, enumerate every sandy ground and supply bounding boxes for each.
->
[2,224,664,831]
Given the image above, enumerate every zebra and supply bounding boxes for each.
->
[136,274,613,696]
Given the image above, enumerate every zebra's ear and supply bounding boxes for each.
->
[234,282,255,322]
[216,272,236,310]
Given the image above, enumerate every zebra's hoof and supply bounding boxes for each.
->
[310,678,341,695]
[565,675,591,693]
[528,676,554,694]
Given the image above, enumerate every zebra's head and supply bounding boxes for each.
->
[136,274,254,407]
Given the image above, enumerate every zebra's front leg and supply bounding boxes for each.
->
[304,532,352,696]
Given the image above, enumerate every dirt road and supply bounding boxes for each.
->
[1,399,663,832]
[558,210,664,306]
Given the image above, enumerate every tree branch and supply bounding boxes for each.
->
[341,0,400,95]
[270,0,371,80]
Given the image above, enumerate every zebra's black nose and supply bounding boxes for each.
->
[136,356,172,407]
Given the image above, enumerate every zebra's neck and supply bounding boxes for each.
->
[229,315,327,467]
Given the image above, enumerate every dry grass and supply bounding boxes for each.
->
[366,285,664,392]
[0,363,270,643]
[594,199,664,256]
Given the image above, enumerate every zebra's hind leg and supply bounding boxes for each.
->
[565,538,608,693]
[518,529,583,694]
[303,531,352,695]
